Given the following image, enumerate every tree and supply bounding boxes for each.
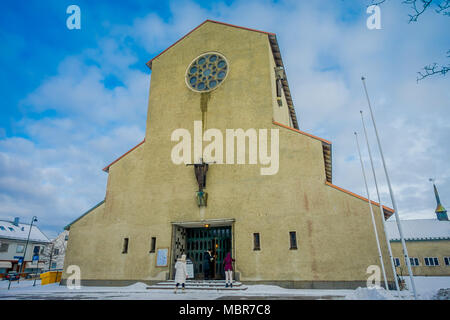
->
[371,0,450,81]
[39,231,68,271]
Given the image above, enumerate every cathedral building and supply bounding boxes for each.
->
[62,20,396,288]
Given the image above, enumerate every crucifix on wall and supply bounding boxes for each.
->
[186,158,215,207]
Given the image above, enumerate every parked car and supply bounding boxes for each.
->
[26,272,41,279]
[5,272,20,281]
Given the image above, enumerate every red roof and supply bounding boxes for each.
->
[325,181,395,218]
[273,121,331,145]
[146,19,275,69]
[102,139,145,172]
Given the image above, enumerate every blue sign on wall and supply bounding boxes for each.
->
[32,255,39,262]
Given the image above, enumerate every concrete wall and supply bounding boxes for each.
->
[62,21,394,287]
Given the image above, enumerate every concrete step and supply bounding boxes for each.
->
[147,280,247,291]
[156,280,243,286]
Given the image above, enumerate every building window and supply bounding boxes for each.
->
[253,233,260,251]
[150,237,156,253]
[393,257,400,267]
[424,257,439,266]
[51,262,57,269]
[0,226,5,231]
[16,244,24,253]
[65,235,69,241]
[409,257,420,266]
[444,257,450,266]
[289,231,297,250]
[54,248,59,255]
[185,52,228,92]
[0,243,9,252]
[8,227,14,232]
[274,67,285,107]
[122,238,129,254]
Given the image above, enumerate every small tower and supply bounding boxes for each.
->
[430,179,448,221]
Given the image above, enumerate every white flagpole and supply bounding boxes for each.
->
[360,110,400,293]
[354,132,388,289]
[361,76,418,299]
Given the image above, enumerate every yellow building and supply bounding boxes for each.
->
[387,183,450,277]
[62,20,397,288]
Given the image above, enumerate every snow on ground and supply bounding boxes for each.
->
[345,287,397,300]
[0,276,449,300]
[403,276,450,300]
[0,280,353,300]
[345,276,450,300]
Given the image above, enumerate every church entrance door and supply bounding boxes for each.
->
[186,226,231,280]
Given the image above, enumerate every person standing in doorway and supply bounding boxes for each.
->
[174,254,188,293]
[203,249,213,280]
[223,252,235,288]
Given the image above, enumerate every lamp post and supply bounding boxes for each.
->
[18,216,37,283]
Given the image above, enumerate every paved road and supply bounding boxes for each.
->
[0,292,345,300]
[217,295,344,300]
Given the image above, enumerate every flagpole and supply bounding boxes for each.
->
[354,132,388,289]
[361,76,418,299]
[360,110,400,293]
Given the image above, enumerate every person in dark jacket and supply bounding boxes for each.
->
[203,250,214,280]
[223,252,235,288]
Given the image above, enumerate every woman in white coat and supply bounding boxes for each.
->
[174,254,188,293]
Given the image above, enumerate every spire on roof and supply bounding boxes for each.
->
[430,179,448,221]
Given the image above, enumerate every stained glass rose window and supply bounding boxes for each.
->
[186,52,228,92]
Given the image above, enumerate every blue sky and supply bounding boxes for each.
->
[0,0,449,238]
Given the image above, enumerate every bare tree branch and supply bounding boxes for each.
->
[417,50,450,81]
[402,0,433,22]
[436,0,450,15]
[417,61,450,82]
[371,0,450,20]
[369,1,449,81]
[370,0,387,5]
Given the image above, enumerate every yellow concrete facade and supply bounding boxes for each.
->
[390,241,450,276]
[62,21,396,288]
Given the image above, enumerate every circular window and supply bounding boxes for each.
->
[185,52,228,92]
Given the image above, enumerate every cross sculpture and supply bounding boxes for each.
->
[186,158,215,207]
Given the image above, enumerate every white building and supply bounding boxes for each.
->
[0,218,50,276]
[41,230,69,271]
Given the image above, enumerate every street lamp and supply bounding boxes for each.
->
[18,216,38,283]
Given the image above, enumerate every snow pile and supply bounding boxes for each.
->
[403,276,450,299]
[120,282,149,291]
[433,288,450,300]
[345,287,397,300]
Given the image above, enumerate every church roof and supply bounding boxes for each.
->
[145,19,299,129]
[386,219,450,241]
[325,181,394,219]
[103,139,145,172]
[64,200,105,230]
[104,21,333,179]
[273,121,332,183]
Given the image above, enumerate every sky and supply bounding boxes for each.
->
[0,0,449,238]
